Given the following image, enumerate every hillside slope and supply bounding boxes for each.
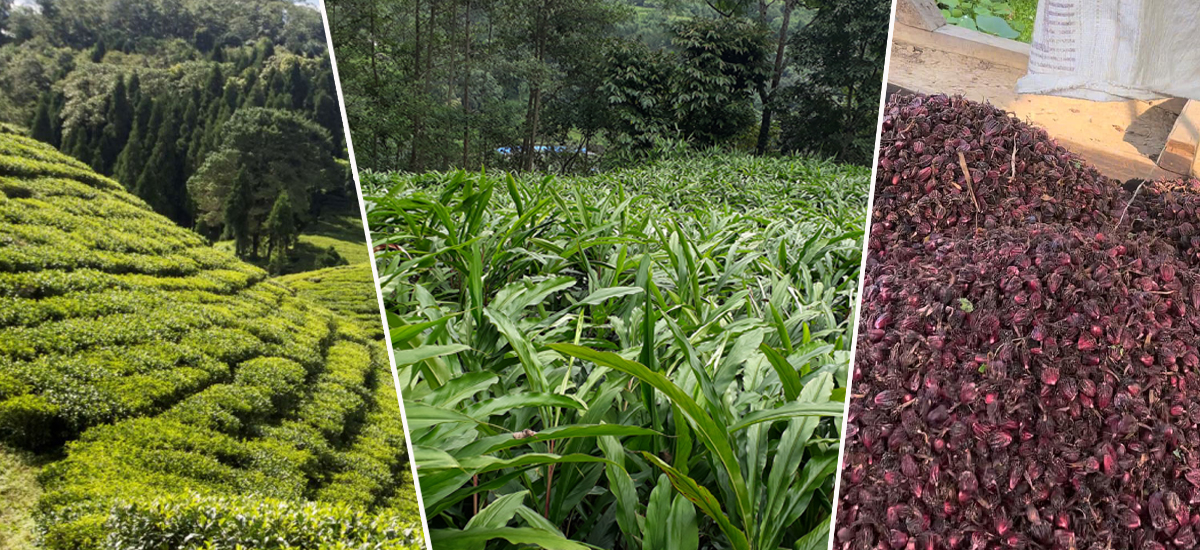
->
[0,133,419,549]
[276,264,384,339]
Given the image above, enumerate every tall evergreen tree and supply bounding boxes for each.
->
[186,118,207,173]
[114,97,154,189]
[203,65,224,104]
[268,69,286,99]
[242,70,258,99]
[49,92,66,148]
[267,91,291,111]
[255,38,275,67]
[247,83,267,108]
[96,75,133,174]
[178,97,201,171]
[64,125,94,167]
[264,189,295,263]
[135,102,189,225]
[189,108,337,257]
[313,90,342,153]
[223,167,253,258]
[127,72,141,105]
[29,94,55,146]
[221,83,240,115]
[90,38,106,62]
[286,62,309,110]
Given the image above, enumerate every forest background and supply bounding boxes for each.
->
[326,0,890,173]
[0,0,359,274]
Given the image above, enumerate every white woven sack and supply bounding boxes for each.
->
[1015,0,1200,101]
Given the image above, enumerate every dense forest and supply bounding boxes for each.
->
[0,0,352,271]
[326,0,890,172]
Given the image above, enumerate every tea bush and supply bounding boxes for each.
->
[277,264,385,338]
[0,133,422,548]
[103,493,424,550]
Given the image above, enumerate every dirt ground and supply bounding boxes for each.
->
[0,446,43,550]
[888,42,1184,182]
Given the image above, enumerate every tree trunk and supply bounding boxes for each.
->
[522,11,546,172]
[449,0,457,99]
[755,0,795,155]
[523,85,541,171]
[756,100,775,156]
[462,0,471,167]
[409,0,424,171]
[370,3,380,87]
[370,3,380,166]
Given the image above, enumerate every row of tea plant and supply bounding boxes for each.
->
[0,133,421,549]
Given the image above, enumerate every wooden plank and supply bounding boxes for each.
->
[893,22,1030,70]
[1157,100,1200,176]
[895,0,945,32]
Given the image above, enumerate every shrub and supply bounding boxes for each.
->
[103,493,424,550]
[316,245,348,268]
[0,394,62,449]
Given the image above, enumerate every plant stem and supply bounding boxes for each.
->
[544,440,556,518]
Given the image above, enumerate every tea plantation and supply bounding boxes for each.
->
[0,133,421,549]
[277,265,386,340]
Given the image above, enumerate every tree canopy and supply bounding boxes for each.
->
[189,107,338,256]
[778,0,889,164]
[327,0,889,172]
[0,0,354,261]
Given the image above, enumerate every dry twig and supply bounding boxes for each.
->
[958,151,981,212]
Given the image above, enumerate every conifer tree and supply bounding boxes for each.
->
[29,93,55,145]
[136,102,188,225]
[265,189,295,262]
[313,90,341,152]
[64,125,93,167]
[60,126,80,159]
[286,62,308,110]
[127,72,141,105]
[223,167,253,258]
[241,70,258,95]
[90,38,106,62]
[186,119,207,174]
[267,91,290,110]
[96,75,132,174]
[178,97,200,171]
[203,65,224,104]
[116,97,157,189]
[255,38,275,67]
[221,83,239,115]
[268,69,286,98]
[247,85,266,108]
[48,92,65,147]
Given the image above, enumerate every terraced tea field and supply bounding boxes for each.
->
[278,264,388,339]
[367,155,868,549]
[0,131,421,549]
